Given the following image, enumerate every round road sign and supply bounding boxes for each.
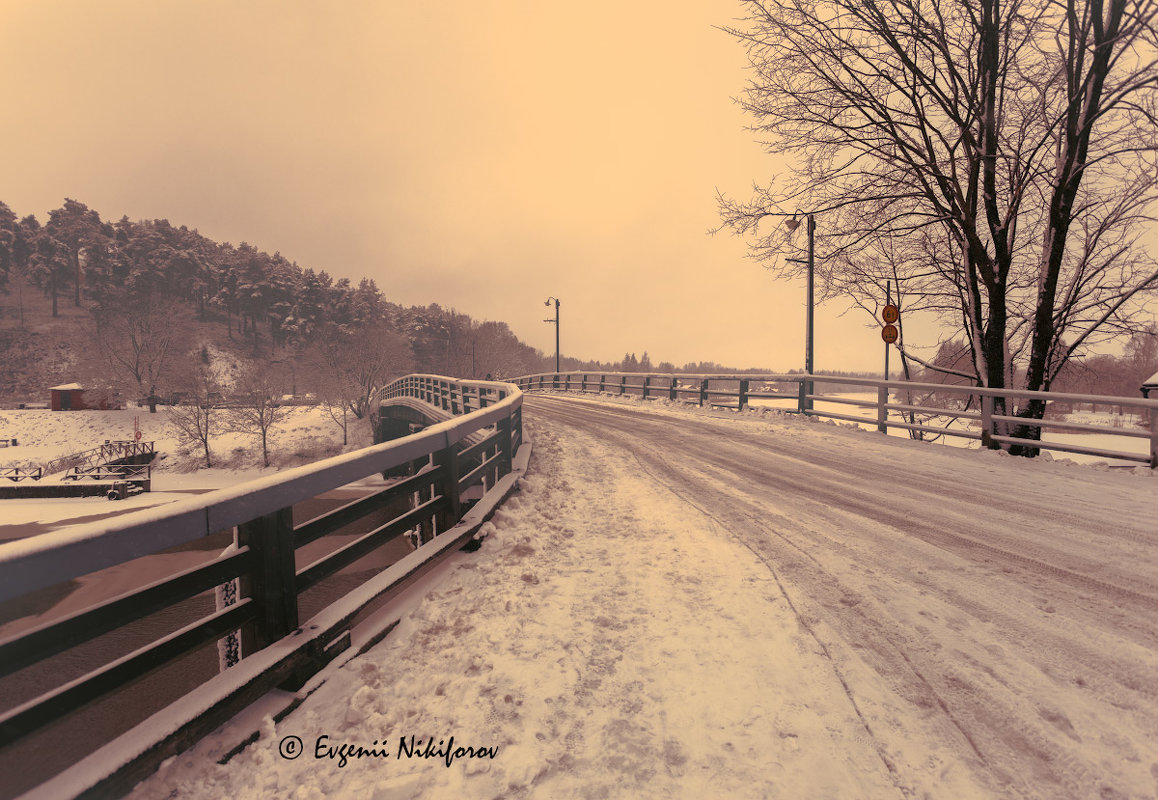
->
[881,304,899,324]
[881,324,899,344]
[134,430,142,441]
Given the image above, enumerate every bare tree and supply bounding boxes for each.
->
[167,366,221,468]
[94,295,189,412]
[718,0,1158,450]
[303,323,414,441]
[227,363,288,468]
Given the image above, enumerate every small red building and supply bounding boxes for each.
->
[49,383,87,411]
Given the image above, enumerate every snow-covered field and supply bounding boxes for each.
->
[0,406,372,532]
[0,406,369,475]
[120,392,1158,800]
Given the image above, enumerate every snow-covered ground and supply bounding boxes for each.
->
[121,392,1158,800]
[0,405,368,477]
[0,406,371,534]
[750,391,1152,466]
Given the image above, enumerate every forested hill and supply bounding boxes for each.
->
[0,198,548,404]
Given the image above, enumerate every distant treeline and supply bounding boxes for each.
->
[914,335,1157,398]
[0,198,545,379]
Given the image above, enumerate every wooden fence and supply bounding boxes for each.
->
[514,371,1158,468]
[0,467,41,482]
[0,375,525,798]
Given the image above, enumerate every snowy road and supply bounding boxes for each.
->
[524,395,1158,799]
[131,394,1158,800]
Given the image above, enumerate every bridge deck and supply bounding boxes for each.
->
[130,394,1158,800]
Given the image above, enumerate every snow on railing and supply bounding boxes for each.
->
[0,374,526,799]
[513,370,1158,468]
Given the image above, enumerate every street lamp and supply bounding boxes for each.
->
[783,213,816,412]
[544,297,560,375]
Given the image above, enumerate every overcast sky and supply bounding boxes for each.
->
[2,0,920,373]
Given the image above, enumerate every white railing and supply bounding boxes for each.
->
[514,371,1158,468]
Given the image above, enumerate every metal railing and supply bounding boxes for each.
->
[514,371,1158,468]
[0,374,524,798]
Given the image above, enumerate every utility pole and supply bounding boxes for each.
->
[884,280,891,381]
[805,213,814,411]
[785,213,816,412]
[544,297,560,374]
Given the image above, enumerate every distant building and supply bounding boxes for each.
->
[1142,371,1158,399]
[49,383,87,411]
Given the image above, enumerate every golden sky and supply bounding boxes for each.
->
[1,0,902,372]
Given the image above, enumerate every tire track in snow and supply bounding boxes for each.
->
[533,396,1158,608]
[528,395,1158,800]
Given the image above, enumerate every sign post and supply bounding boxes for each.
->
[880,286,899,431]
[881,287,900,364]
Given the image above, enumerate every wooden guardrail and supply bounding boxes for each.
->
[0,375,524,798]
[0,467,41,483]
[514,370,1158,468]
[63,464,151,482]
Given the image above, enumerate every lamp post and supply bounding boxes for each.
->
[544,296,560,376]
[783,213,815,412]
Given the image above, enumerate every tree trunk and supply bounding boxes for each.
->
[979,278,1009,446]
[73,249,81,307]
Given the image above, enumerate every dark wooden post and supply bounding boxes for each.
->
[434,445,461,535]
[643,376,651,400]
[512,405,522,453]
[699,379,709,407]
[599,375,606,392]
[496,415,512,478]
[237,508,298,655]
[564,374,571,392]
[417,453,436,543]
[620,376,627,396]
[669,377,678,401]
[581,374,587,393]
[738,379,749,410]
